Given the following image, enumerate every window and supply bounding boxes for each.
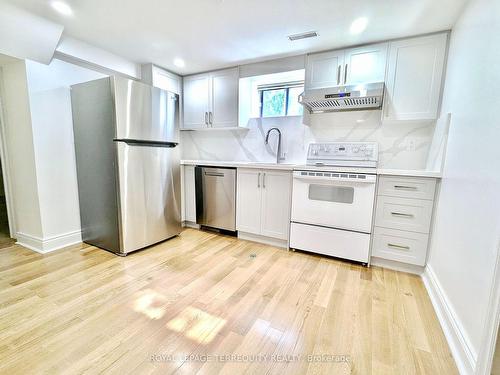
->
[238,69,305,125]
[259,81,304,117]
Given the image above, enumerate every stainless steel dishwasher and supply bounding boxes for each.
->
[195,166,236,231]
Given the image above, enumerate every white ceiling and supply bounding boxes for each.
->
[6,0,468,75]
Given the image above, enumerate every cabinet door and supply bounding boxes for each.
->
[210,68,239,128]
[236,169,262,234]
[384,33,447,121]
[152,67,182,94]
[183,165,196,222]
[305,50,344,89]
[260,170,292,240]
[183,74,209,128]
[344,43,388,85]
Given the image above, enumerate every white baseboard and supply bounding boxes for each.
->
[16,230,82,254]
[238,231,288,249]
[370,257,425,275]
[422,265,477,375]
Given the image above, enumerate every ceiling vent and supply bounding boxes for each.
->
[287,31,319,41]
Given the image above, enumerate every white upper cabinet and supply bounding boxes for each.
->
[305,43,388,89]
[182,67,238,129]
[384,33,448,121]
[142,64,182,95]
[211,68,239,127]
[152,67,182,94]
[183,74,210,129]
[305,50,344,89]
[344,43,388,85]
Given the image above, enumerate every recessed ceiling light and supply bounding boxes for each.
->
[173,58,185,68]
[51,1,73,16]
[350,17,368,35]
[288,31,319,41]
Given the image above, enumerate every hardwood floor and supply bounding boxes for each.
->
[0,228,457,374]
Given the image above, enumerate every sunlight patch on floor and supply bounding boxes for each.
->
[133,289,170,320]
[166,306,226,344]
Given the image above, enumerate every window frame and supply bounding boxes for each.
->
[258,80,304,118]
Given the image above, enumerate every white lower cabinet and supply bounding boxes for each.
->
[375,195,433,233]
[372,227,429,266]
[235,169,261,234]
[377,175,436,200]
[372,175,437,267]
[182,165,196,223]
[236,168,291,240]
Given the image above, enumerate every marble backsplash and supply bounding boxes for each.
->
[181,109,438,169]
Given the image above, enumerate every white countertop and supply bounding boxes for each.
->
[181,159,296,170]
[181,160,442,178]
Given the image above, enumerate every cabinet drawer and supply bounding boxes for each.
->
[372,227,429,266]
[375,196,433,233]
[378,176,436,200]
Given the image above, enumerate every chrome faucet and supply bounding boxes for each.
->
[265,128,283,164]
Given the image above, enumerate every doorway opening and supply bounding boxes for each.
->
[492,328,500,374]
[0,155,12,248]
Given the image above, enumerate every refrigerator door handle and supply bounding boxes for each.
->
[114,139,179,148]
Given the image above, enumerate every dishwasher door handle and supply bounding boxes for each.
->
[204,172,225,177]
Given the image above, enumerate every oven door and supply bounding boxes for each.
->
[291,171,376,233]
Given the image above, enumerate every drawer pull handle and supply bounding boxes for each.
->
[394,185,417,190]
[391,212,414,218]
[388,243,410,250]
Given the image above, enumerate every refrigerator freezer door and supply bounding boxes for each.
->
[113,77,179,143]
[115,141,181,253]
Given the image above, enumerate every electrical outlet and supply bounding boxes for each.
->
[407,139,416,151]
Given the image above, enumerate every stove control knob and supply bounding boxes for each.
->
[353,147,359,153]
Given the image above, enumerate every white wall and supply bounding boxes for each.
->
[29,88,81,239]
[0,60,43,239]
[25,59,106,246]
[426,0,500,373]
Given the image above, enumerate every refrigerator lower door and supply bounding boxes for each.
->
[115,141,181,254]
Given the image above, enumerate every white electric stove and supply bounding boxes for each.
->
[290,142,379,264]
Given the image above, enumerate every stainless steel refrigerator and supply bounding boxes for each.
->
[71,76,181,255]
